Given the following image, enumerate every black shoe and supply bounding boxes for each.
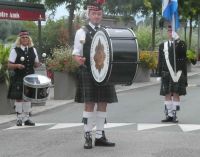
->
[16,120,22,126]
[161,116,173,122]
[95,131,115,147]
[172,116,179,123]
[24,120,35,126]
[176,106,180,111]
[84,132,92,149]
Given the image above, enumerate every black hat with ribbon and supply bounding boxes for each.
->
[86,0,106,11]
[19,30,29,37]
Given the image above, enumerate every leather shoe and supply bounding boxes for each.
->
[95,131,115,147]
[161,116,178,123]
[84,132,92,149]
[16,120,22,126]
[176,106,180,111]
[24,120,35,126]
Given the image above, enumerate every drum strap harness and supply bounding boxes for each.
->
[163,41,182,82]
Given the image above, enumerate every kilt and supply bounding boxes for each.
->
[7,75,24,100]
[75,66,118,103]
[160,71,187,96]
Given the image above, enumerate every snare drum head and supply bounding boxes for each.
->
[23,74,51,87]
[90,29,111,84]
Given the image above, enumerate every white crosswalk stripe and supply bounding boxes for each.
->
[137,123,176,131]
[179,124,200,132]
[92,123,134,130]
[5,123,54,130]
[3,123,200,133]
[105,123,134,129]
[48,123,83,130]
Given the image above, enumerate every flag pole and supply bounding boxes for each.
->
[172,14,177,75]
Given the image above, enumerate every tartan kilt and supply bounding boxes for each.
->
[160,71,187,96]
[75,66,118,103]
[7,76,23,100]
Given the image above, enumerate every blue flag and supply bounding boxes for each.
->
[162,0,179,31]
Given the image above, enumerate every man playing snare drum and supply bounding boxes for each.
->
[7,30,40,126]
[73,0,118,149]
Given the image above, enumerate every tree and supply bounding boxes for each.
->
[27,0,82,46]
[0,20,37,43]
[105,0,161,50]
[143,0,161,50]
[179,0,200,49]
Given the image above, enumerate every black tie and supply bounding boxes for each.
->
[95,26,99,31]
[25,47,28,54]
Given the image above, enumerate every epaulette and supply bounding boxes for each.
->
[81,26,88,32]
[101,25,111,29]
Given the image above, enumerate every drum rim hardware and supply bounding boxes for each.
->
[23,74,51,103]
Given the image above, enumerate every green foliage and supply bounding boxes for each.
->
[0,44,10,84]
[0,20,37,43]
[105,0,144,15]
[186,49,197,65]
[38,19,69,55]
[135,25,152,50]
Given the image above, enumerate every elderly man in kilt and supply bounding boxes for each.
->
[157,25,187,123]
[7,30,40,126]
[72,0,118,149]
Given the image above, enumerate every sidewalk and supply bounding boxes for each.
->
[1,63,200,124]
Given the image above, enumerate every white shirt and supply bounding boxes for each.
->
[8,45,39,63]
[72,22,100,56]
[168,40,174,47]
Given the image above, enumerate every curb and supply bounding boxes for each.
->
[0,70,200,125]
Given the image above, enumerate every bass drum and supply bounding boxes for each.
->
[90,27,139,85]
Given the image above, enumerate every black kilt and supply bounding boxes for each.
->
[7,75,24,100]
[160,71,187,96]
[75,66,118,103]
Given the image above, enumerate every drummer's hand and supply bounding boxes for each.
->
[17,64,25,69]
[34,62,42,68]
[73,56,86,65]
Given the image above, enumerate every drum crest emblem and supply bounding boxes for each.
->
[94,39,106,73]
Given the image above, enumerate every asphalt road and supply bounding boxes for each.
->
[1,75,200,157]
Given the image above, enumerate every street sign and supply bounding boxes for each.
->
[0,1,45,21]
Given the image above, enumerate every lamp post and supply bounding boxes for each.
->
[38,15,42,61]
[198,14,200,60]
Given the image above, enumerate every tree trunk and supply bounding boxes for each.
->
[152,8,156,51]
[189,16,193,49]
[184,25,187,43]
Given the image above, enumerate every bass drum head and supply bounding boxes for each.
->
[90,28,111,85]
[90,27,139,85]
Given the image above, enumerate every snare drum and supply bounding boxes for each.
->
[23,74,51,103]
[90,27,139,85]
